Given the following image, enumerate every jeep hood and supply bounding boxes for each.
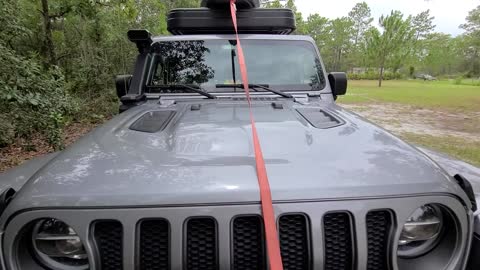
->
[7,101,463,210]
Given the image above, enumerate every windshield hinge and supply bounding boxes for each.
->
[293,94,309,104]
[158,97,176,107]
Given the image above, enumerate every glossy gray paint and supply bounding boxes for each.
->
[416,147,480,196]
[0,35,474,231]
[0,98,470,217]
[0,153,58,192]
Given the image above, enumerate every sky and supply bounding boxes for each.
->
[295,0,479,36]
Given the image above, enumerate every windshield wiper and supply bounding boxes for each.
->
[216,84,293,99]
[147,84,216,99]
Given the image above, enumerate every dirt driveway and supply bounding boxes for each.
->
[342,103,480,143]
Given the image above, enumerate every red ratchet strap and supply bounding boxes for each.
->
[229,1,284,270]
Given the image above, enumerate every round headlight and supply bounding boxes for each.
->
[32,219,89,270]
[398,204,443,258]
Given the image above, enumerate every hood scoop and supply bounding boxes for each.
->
[297,108,345,129]
[130,111,176,133]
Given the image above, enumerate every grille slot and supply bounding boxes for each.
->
[278,214,310,270]
[186,217,218,270]
[366,210,393,270]
[93,220,123,270]
[139,219,170,270]
[232,216,265,270]
[85,208,395,269]
[323,212,354,270]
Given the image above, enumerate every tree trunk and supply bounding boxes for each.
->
[473,48,479,75]
[378,67,383,87]
[41,0,57,66]
[337,49,342,71]
[378,56,385,87]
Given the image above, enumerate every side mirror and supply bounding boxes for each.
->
[115,75,133,99]
[328,72,347,99]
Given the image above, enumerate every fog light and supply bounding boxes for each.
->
[32,219,89,269]
[398,204,443,258]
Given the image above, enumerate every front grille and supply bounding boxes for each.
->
[93,220,123,270]
[232,216,265,270]
[323,212,354,270]
[186,218,217,270]
[366,210,394,270]
[279,214,310,270]
[139,219,170,270]
[87,205,399,270]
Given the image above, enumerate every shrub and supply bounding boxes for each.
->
[0,115,14,147]
[348,70,402,80]
[0,44,78,150]
[453,77,463,85]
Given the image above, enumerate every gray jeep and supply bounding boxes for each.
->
[1,1,479,270]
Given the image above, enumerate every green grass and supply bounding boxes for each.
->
[340,80,480,112]
[401,133,480,167]
[456,79,480,86]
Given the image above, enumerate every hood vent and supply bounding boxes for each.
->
[130,111,176,133]
[297,108,345,129]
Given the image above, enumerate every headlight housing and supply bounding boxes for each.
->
[31,219,89,270]
[398,204,444,258]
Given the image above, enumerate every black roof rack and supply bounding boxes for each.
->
[167,0,296,35]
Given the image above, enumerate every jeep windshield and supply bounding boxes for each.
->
[146,39,326,94]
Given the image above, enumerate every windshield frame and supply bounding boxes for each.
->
[144,35,329,96]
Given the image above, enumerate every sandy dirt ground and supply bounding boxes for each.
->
[342,103,480,142]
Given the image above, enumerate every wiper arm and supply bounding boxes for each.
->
[147,84,216,99]
[250,84,293,98]
[177,84,217,99]
[216,84,293,99]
